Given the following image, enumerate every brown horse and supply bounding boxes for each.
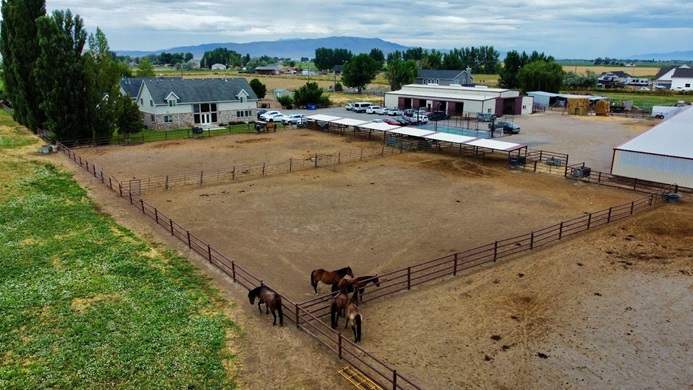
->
[331,275,380,301]
[310,266,354,294]
[330,287,350,329]
[248,285,284,326]
[345,289,362,343]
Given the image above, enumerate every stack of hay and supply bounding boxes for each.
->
[566,98,590,116]
[595,99,611,116]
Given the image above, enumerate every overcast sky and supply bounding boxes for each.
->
[45,1,692,59]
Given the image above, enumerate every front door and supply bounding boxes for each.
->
[201,113,211,126]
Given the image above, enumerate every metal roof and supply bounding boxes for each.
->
[386,128,436,137]
[331,118,370,127]
[424,133,478,144]
[306,114,342,122]
[386,90,496,101]
[614,106,693,159]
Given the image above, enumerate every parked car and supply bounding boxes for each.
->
[370,118,384,123]
[386,108,402,116]
[257,109,268,120]
[428,111,450,121]
[477,112,496,122]
[408,114,429,124]
[366,105,382,114]
[352,102,372,113]
[263,112,285,122]
[488,120,521,134]
[383,118,400,126]
[281,114,306,125]
[394,117,410,126]
[260,110,281,121]
[345,103,354,110]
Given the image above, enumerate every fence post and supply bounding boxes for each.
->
[598,171,602,185]
[587,213,592,230]
[633,178,638,191]
[129,191,133,205]
[165,175,169,191]
[392,370,397,390]
[530,231,534,250]
[295,303,300,329]
[453,253,458,276]
[607,207,612,223]
[559,222,564,240]
[533,160,537,173]
[262,162,266,176]
[232,166,236,181]
[169,219,174,235]
[630,201,635,215]
[289,158,292,173]
[338,151,341,164]
[200,171,203,186]
[314,153,318,168]
[79,156,82,167]
[407,267,411,290]
[232,261,236,281]
[494,241,498,262]
[207,244,212,262]
[155,208,158,224]
[338,333,343,360]
[381,146,385,157]
[649,194,653,206]
[187,230,191,248]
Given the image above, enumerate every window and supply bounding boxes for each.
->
[150,114,154,121]
[164,115,173,123]
[239,96,246,103]
[168,100,176,107]
[150,100,153,106]
[140,98,143,105]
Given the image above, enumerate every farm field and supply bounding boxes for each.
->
[69,110,692,388]
[563,65,660,78]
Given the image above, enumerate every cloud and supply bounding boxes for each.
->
[45,0,693,58]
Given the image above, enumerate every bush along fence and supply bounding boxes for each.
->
[55,141,423,390]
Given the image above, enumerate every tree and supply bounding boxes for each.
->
[341,54,380,94]
[136,56,155,77]
[201,47,242,68]
[369,48,385,67]
[498,50,526,89]
[517,60,565,93]
[276,94,293,109]
[34,9,88,141]
[385,59,418,91]
[293,82,327,108]
[115,94,143,137]
[0,0,47,131]
[562,70,598,90]
[82,28,121,141]
[249,78,266,99]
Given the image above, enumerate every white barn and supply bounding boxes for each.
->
[611,106,693,188]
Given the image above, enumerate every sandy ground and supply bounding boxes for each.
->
[64,111,692,389]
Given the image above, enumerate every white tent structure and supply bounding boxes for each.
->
[611,106,693,188]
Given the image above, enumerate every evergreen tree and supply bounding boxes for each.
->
[293,81,325,107]
[83,28,121,141]
[34,9,87,141]
[0,0,47,131]
[115,94,143,137]
[249,78,266,99]
[369,48,385,67]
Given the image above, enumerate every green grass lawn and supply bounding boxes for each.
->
[0,111,241,389]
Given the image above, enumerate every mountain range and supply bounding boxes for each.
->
[114,36,693,62]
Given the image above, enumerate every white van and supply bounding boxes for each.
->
[352,102,372,113]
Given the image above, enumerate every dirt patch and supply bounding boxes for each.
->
[67,116,691,389]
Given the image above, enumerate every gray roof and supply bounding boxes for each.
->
[672,67,693,79]
[417,69,468,80]
[141,78,258,105]
[615,106,693,159]
[120,77,183,98]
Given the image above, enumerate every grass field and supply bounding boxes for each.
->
[0,111,241,388]
[562,65,659,78]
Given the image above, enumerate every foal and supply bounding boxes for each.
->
[248,285,284,326]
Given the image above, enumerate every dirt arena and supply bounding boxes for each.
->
[68,112,692,389]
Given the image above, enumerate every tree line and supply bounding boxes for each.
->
[1,0,142,142]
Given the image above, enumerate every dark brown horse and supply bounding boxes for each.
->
[248,285,284,326]
[310,266,354,294]
[331,275,380,301]
[330,287,350,329]
[345,289,362,343]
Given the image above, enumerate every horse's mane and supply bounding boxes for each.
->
[248,286,263,298]
[336,266,351,275]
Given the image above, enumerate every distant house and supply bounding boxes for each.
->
[416,68,474,87]
[255,64,285,75]
[654,64,693,91]
[133,78,258,130]
[597,71,632,88]
[273,88,293,99]
[211,63,227,71]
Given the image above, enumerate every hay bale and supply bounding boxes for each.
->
[567,98,590,116]
[595,99,610,116]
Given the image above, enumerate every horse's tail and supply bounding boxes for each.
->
[310,270,317,293]
[276,297,284,327]
[355,314,362,342]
